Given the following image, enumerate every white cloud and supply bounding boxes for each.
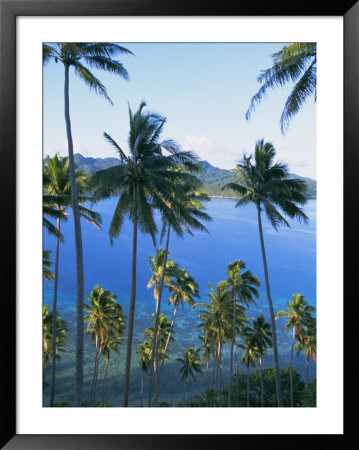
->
[182,135,238,169]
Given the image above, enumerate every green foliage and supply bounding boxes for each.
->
[230,366,305,407]
[301,379,316,407]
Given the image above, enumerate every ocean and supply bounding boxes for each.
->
[43,197,316,406]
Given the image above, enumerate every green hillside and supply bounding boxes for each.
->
[69,153,316,199]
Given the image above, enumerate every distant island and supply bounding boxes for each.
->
[66,153,316,199]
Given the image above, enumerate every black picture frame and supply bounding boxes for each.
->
[1,0,356,448]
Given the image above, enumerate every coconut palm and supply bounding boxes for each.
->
[245,43,316,133]
[223,260,260,406]
[240,334,259,407]
[136,341,152,406]
[90,101,199,406]
[143,313,175,355]
[84,285,126,406]
[296,321,316,386]
[154,268,200,405]
[43,250,54,282]
[198,333,216,392]
[147,185,211,406]
[275,294,315,406]
[101,333,122,407]
[43,154,102,406]
[245,315,272,406]
[43,42,132,406]
[147,249,179,403]
[223,139,308,406]
[176,347,203,406]
[42,305,68,393]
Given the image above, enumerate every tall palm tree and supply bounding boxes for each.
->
[136,340,152,407]
[296,321,316,386]
[84,285,126,406]
[224,139,308,406]
[245,315,272,407]
[42,305,68,391]
[102,333,122,407]
[154,268,200,405]
[43,42,132,406]
[147,249,179,404]
[224,260,260,406]
[245,43,316,133]
[240,335,259,407]
[43,154,102,406]
[275,294,315,406]
[147,185,211,406]
[90,101,199,406]
[198,281,247,404]
[176,347,203,406]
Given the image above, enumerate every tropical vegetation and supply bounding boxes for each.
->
[42,42,316,408]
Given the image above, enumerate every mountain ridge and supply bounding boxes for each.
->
[69,153,316,199]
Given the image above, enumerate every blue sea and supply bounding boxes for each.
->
[43,197,316,406]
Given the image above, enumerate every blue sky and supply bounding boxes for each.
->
[43,43,316,178]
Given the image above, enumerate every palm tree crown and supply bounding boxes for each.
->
[245,42,316,133]
[43,43,133,104]
[225,139,309,230]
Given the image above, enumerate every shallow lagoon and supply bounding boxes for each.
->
[43,197,316,406]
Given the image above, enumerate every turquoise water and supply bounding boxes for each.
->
[43,197,316,406]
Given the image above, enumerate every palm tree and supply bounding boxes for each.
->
[154,268,200,405]
[176,347,203,406]
[147,185,211,406]
[43,154,102,406]
[43,42,132,406]
[198,281,247,404]
[224,260,260,406]
[102,333,122,407]
[245,315,272,406]
[198,333,216,392]
[240,334,259,407]
[136,341,152,406]
[147,249,179,404]
[224,139,308,406]
[90,101,199,406]
[245,43,316,133]
[275,294,315,406]
[296,321,316,386]
[43,250,54,282]
[84,285,126,406]
[42,305,68,391]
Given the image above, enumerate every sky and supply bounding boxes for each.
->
[43,43,316,179]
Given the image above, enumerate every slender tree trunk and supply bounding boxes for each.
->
[148,225,171,407]
[217,328,222,406]
[306,358,309,387]
[50,217,61,407]
[212,356,216,389]
[290,327,295,407]
[235,344,239,405]
[246,365,250,407]
[89,338,98,405]
[155,302,178,404]
[259,356,264,407]
[256,203,282,407]
[206,361,209,392]
[228,293,236,407]
[90,337,102,406]
[183,380,186,406]
[103,359,109,407]
[140,373,144,407]
[64,64,84,407]
[123,217,138,406]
